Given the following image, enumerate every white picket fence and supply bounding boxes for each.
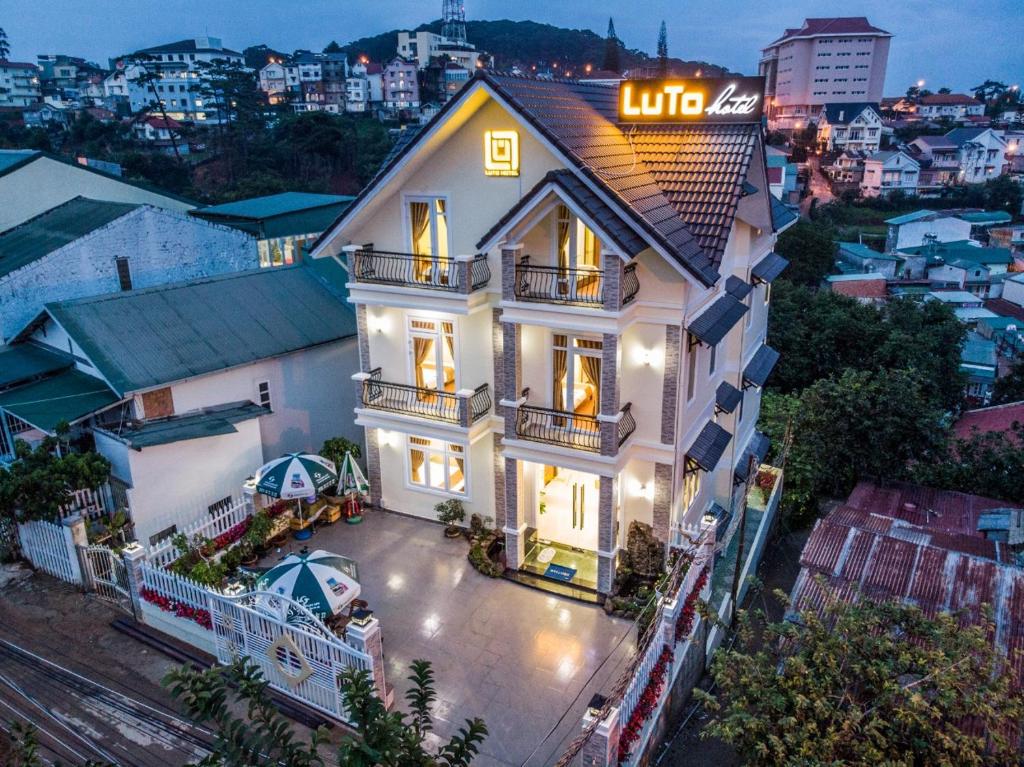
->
[146,501,251,568]
[139,562,220,616]
[59,485,113,522]
[17,519,81,585]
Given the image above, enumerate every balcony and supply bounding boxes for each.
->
[349,249,490,293]
[361,368,491,426]
[513,389,636,454]
[513,257,639,309]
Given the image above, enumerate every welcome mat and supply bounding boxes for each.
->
[544,563,577,582]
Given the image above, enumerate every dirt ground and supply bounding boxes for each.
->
[654,524,811,766]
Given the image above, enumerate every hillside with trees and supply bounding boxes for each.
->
[335,19,732,77]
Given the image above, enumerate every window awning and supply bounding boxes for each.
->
[725,275,753,301]
[751,252,789,284]
[686,421,732,473]
[743,344,780,389]
[734,431,771,483]
[715,381,743,414]
[688,295,748,347]
[705,501,733,538]
[0,368,119,434]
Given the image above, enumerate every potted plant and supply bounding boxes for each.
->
[238,539,258,567]
[435,499,465,538]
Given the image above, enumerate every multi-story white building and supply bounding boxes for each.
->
[397,30,483,71]
[760,17,892,131]
[861,150,919,198]
[124,36,245,123]
[947,127,1008,184]
[0,60,41,107]
[312,73,792,597]
[916,93,985,121]
[816,102,882,153]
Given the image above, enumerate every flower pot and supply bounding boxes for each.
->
[345,515,363,525]
[241,553,259,566]
[444,526,462,538]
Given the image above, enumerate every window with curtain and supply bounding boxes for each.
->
[407,436,466,495]
[552,334,602,418]
[683,466,701,511]
[553,204,601,270]
[409,318,456,392]
[407,197,450,283]
[686,335,698,402]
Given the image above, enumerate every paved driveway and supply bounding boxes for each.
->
[264,511,634,766]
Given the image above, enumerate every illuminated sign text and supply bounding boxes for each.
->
[618,77,765,124]
[484,130,520,176]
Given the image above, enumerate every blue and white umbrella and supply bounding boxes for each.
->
[255,453,337,500]
[255,549,360,619]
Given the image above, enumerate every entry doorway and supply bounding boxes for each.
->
[535,465,600,552]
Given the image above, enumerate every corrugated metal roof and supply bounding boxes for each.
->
[0,345,72,389]
[0,367,118,432]
[0,197,140,278]
[115,401,266,448]
[191,192,353,241]
[688,294,748,346]
[686,420,732,472]
[743,344,780,388]
[44,264,357,395]
[0,149,38,174]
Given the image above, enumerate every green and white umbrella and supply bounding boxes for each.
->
[255,453,337,500]
[336,451,369,497]
[255,549,361,619]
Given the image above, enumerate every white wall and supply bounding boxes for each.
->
[891,217,971,250]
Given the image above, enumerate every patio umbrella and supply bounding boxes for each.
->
[255,453,338,499]
[336,451,369,497]
[255,549,360,620]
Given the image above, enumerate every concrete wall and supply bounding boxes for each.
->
[1003,278,1024,307]
[0,206,258,342]
[0,155,194,232]
[888,217,971,251]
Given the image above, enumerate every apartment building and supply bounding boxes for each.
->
[383,57,420,110]
[124,36,245,123]
[397,30,483,71]
[0,61,41,107]
[312,73,790,597]
[760,17,891,131]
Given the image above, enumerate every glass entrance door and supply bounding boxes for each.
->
[535,465,600,552]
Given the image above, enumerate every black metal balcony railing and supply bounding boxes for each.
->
[514,390,636,453]
[617,402,637,445]
[352,249,490,292]
[514,257,604,306]
[622,263,640,306]
[362,369,490,425]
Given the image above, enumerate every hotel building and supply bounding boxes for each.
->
[312,72,792,597]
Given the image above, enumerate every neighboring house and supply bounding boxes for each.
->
[927,289,997,326]
[0,60,41,107]
[927,259,991,295]
[759,17,892,131]
[382,57,420,110]
[345,74,369,112]
[311,71,787,597]
[946,127,1008,184]
[124,36,245,124]
[837,241,900,278]
[961,332,998,404]
[189,192,354,268]
[954,401,1024,445]
[131,115,186,152]
[860,150,919,197]
[816,102,882,153]
[2,263,359,545]
[884,209,972,251]
[258,60,293,104]
[823,272,887,300]
[764,145,798,202]
[1002,273,1024,307]
[916,93,985,121]
[909,134,961,190]
[22,102,70,128]
[397,30,482,71]
[0,149,195,231]
[0,197,257,342]
[899,239,1013,276]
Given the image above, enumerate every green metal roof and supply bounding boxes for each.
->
[304,255,350,303]
[838,242,899,261]
[191,192,354,240]
[0,368,118,433]
[898,240,1012,265]
[0,197,141,278]
[885,210,937,225]
[0,149,39,174]
[961,333,997,367]
[0,345,72,389]
[957,211,1013,225]
[43,264,357,395]
[115,401,266,449]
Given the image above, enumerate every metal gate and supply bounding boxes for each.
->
[79,545,132,613]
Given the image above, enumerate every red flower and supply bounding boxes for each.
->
[617,646,674,764]
[674,566,709,643]
[141,587,212,630]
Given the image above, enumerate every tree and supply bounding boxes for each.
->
[773,220,836,286]
[0,437,110,523]
[992,359,1024,405]
[699,593,1024,767]
[163,658,488,767]
[601,18,621,73]
[656,22,668,77]
[914,422,1024,504]
[0,28,9,60]
[127,56,184,162]
[937,86,952,94]
[984,173,1023,215]
[320,436,362,466]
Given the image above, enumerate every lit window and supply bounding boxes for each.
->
[682,465,701,511]
[408,436,466,495]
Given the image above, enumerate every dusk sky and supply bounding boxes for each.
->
[3,0,1019,93]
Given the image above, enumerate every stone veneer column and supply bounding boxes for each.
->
[503,457,525,569]
[492,309,505,412]
[661,326,681,444]
[364,427,383,508]
[492,433,506,529]
[355,305,371,371]
[500,244,523,302]
[121,542,147,622]
[599,333,620,456]
[581,706,621,767]
[345,617,390,708]
[597,474,617,594]
[502,322,522,440]
[652,463,673,543]
[602,256,623,313]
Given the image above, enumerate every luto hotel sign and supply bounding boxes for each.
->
[618,77,765,124]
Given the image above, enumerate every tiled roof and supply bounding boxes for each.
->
[770,196,799,233]
[984,298,1024,323]
[0,60,37,70]
[751,252,789,283]
[827,274,889,299]
[688,294,748,346]
[912,134,958,150]
[724,275,752,300]
[820,102,880,125]
[743,344,779,388]
[770,17,891,44]
[944,127,990,147]
[42,264,357,395]
[476,169,648,258]
[734,431,770,483]
[919,93,981,106]
[686,420,732,472]
[715,381,743,414]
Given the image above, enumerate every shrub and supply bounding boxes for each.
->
[435,499,465,529]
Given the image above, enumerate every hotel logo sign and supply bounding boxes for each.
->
[618,77,765,124]
[484,130,520,176]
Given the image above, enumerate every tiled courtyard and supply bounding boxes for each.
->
[262,509,635,766]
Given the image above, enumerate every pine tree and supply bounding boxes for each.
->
[656,21,668,77]
[602,18,621,73]
[0,28,10,60]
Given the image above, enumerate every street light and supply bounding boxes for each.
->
[917,79,926,88]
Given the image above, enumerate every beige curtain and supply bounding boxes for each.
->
[552,347,568,413]
[577,340,602,416]
[442,323,456,392]
[413,336,432,389]
[410,201,431,280]
[410,449,425,483]
[557,205,571,271]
